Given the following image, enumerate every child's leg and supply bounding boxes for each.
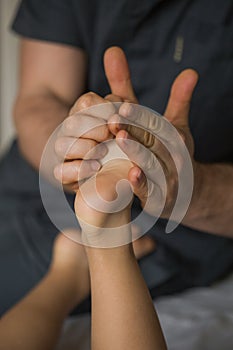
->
[76,159,167,350]
[86,244,166,350]
[0,233,90,350]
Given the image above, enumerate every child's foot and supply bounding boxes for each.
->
[75,159,133,247]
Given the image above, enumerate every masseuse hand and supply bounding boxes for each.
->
[109,69,199,219]
[54,47,137,190]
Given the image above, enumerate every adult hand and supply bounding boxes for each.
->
[108,69,199,219]
[54,47,136,189]
[54,93,113,190]
[101,47,198,222]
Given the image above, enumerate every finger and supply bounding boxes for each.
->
[71,95,117,122]
[128,166,164,216]
[116,129,167,214]
[109,112,157,143]
[61,114,112,141]
[54,159,101,184]
[69,92,107,115]
[115,130,162,181]
[128,166,148,207]
[104,46,138,103]
[55,137,108,160]
[118,103,178,153]
[113,124,172,175]
[107,113,124,135]
[117,103,192,177]
[164,69,199,126]
[108,112,150,140]
[119,102,170,137]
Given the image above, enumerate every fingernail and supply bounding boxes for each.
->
[91,161,101,172]
[136,169,143,183]
[54,165,62,180]
[120,102,134,117]
[109,114,122,132]
[121,131,129,142]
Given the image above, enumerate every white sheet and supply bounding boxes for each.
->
[57,272,233,350]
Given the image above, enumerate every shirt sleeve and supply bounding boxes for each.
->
[11,0,85,49]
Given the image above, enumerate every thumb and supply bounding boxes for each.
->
[164,69,199,126]
[104,46,138,103]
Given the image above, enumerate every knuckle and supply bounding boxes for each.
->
[127,125,143,141]
[55,137,76,159]
[63,116,76,133]
[63,163,79,183]
[82,141,95,159]
[86,139,96,150]
[69,102,78,116]
[125,124,134,135]
[64,147,75,160]
[144,131,156,148]
[149,136,161,152]
[54,138,64,156]
[77,92,96,110]
[101,125,111,140]
[95,124,110,141]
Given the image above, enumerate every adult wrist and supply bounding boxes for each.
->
[182,161,207,225]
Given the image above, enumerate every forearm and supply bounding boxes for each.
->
[14,93,70,169]
[86,245,167,350]
[184,162,233,237]
[0,271,80,350]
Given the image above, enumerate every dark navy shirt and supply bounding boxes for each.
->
[10,0,233,293]
[12,0,233,163]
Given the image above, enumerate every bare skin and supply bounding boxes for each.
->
[14,39,87,170]
[75,159,167,350]
[0,163,167,350]
[0,234,90,350]
[75,158,133,244]
[55,47,233,237]
[14,39,233,238]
